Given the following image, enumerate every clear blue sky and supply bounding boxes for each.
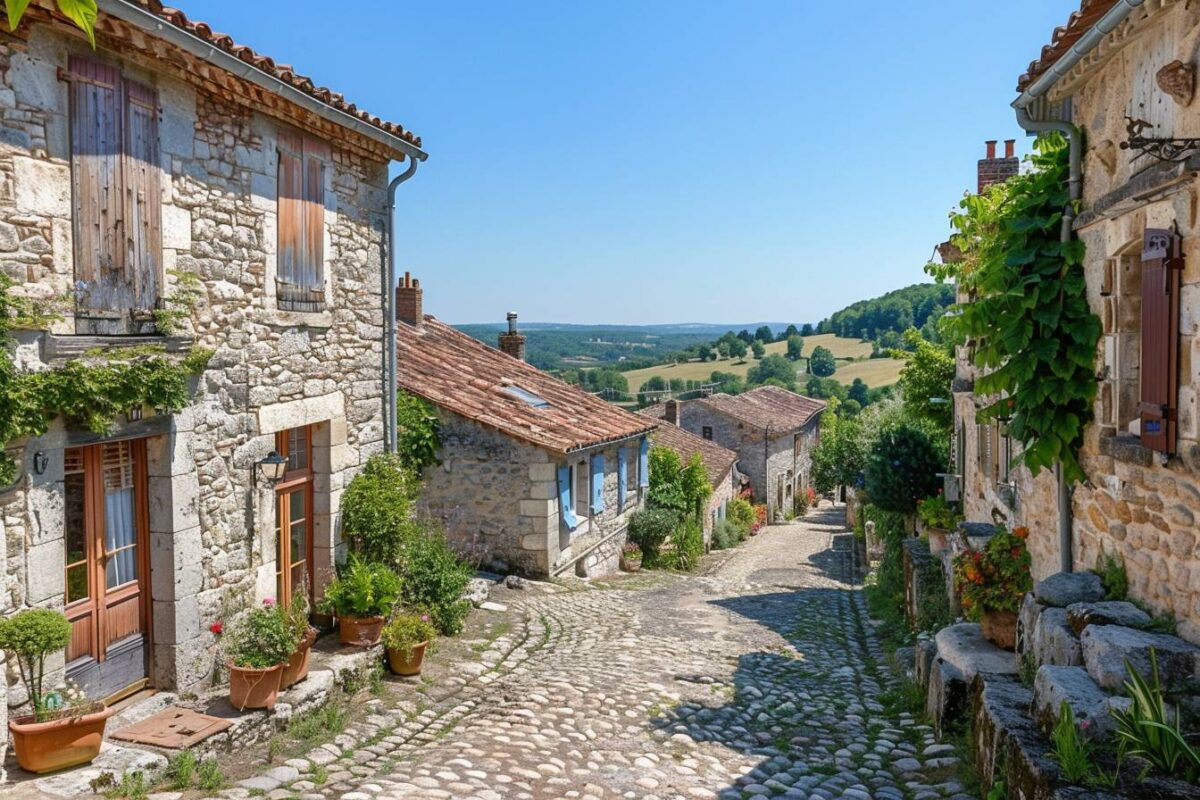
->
[189,1,1078,325]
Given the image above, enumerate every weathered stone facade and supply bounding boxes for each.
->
[421,410,645,578]
[0,14,409,712]
[960,0,1200,642]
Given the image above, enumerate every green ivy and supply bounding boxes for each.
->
[928,133,1101,483]
[395,391,441,471]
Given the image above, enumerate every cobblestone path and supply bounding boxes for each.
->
[281,505,971,800]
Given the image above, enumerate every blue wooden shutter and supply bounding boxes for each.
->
[617,447,627,507]
[638,437,650,488]
[590,453,605,514]
[557,465,579,530]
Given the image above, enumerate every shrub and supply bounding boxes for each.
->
[223,601,294,669]
[794,488,809,516]
[0,608,73,719]
[727,498,755,536]
[953,527,1032,619]
[809,346,836,377]
[663,518,704,572]
[627,508,677,567]
[864,422,944,514]
[1113,648,1200,781]
[341,454,419,567]
[916,493,961,530]
[1094,553,1128,601]
[868,506,908,616]
[647,448,710,519]
[320,555,402,619]
[381,612,437,659]
[397,531,472,636]
[395,391,441,471]
[711,519,743,551]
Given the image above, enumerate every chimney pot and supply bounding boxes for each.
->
[985,140,997,159]
[664,399,680,426]
[1004,139,1016,159]
[498,311,527,361]
[506,312,518,334]
[396,273,423,326]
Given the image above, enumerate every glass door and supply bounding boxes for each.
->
[275,426,314,607]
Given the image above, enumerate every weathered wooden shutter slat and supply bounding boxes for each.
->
[277,132,326,305]
[1138,228,1183,454]
[301,151,324,290]
[123,79,160,313]
[277,141,303,288]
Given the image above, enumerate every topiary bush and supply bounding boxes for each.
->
[864,422,944,515]
[341,454,419,567]
[627,508,677,567]
[397,530,473,636]
[0,608,72,718]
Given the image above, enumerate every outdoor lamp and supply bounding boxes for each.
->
[256,451,287,483]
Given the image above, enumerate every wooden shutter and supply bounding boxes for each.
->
[1139,228,1183,454]
[277,132,326,308]
[123,79,160,314]
[277,131,304,287]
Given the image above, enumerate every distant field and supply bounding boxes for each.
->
[618,334,903,391]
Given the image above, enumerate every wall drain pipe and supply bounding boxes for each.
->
[1011,0,1145,573]
[384,156,423,453]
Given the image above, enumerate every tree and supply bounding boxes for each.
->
[782,324,800,340]
[754,325,774,343]
[893,328,955,434]
[804,374,846,402]
[800,323,815,337]
[709,371,745,395]
[715,340,731,359]
[727,338,748,360]
[647,447,711,520]
[737,330,755,344]
[864,422,945,514]
[6,1,97,46]
[786,335,804,361]
[848,378,870,407]
[747,354,796,390]
[750,340,765,359]
[810,409,865,494]
[809,346,836,377]
[697,345,714,362]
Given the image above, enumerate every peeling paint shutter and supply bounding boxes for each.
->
[617,447,627,507]
[123,78,160,315]
[277,132,303,288]
[277,132,326,308]
[1139,228,1183,454]
[590,453,605,514]
[638,437,650,488]
[557,465,579,530]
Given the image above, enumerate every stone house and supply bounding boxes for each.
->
[393,287,655,578]
[637,405,740,546]
[0,0,425,711]
[956,0,1200,642]
[657,386,825,521]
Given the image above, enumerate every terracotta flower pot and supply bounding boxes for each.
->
[338,614,385,647]
[619,553,642,573]
[982,610,1018,651]
[280,627,317,689]
[926,528,951,557]
[228,662,284,711]
[9,703,113,774]
[386,641,429,677]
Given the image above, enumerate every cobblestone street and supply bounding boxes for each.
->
[255,504,971,800]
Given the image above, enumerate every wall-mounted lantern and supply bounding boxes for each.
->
[256,451,287,484]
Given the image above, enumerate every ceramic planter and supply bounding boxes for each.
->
[338,614,385,647]
[280,627,317,689]
[982,610,1018,651]
[386,641,429,676]
[9,703,113,774]
[228,662,284,711]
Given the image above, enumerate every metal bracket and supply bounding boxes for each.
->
[1120,116,1200,163]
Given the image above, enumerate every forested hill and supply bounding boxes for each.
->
[817,283,953,349]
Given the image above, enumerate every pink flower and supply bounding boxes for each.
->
[262,597,276,607]
[210,621,223,635]
[420,614,430,623]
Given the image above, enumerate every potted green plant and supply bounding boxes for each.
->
[223,599,294,711]
[0,608,112,774]
[278,589,317,690]
[320,555,401,646]
[381,612,437,676]
[916,493,962,557]
[953,526,1032,650]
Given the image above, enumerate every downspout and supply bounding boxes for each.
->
[384,157,422,453]
[1010,0,1145,573]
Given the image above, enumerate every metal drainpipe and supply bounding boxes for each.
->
[384,158,421,453]
[1010,0,1145,572]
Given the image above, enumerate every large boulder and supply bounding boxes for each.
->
[971,676,1061,800]
[1033,607,1083,668]
[936,623,1018,681]
[1017,592,1042,656]
[1034,572,1104,608]
[1080,625,1200,692]
[926,657,968,737]
[1065,601,1151,635]
[1032,665,1128,741]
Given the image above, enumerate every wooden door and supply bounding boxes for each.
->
[275,426,314,607]
[64,440,151,701]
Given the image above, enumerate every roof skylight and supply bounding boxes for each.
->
[502,385,550,409]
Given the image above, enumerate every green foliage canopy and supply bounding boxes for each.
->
[893,328,955,435]
[747,353,796,390]
[808,346,836,377]
[864,422,944,514]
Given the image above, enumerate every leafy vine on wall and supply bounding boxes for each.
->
[927,133,1101,483]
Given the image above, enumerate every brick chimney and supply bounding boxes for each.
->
[977,139,1020,193]
[396,272,423,327]
[498,312,526,361]
[664,399,680,426]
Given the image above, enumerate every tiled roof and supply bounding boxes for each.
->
[1016,1,1121,92]
[396,318,656,455]
[142,3,420,148]
[696,386,826,433]
[636,412,738,488]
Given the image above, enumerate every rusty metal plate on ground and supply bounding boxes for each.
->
[110,706,232,749]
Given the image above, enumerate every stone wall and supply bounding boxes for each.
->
[704,470,736,544]
[0,19,393,704]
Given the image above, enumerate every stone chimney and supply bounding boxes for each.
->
[664,399,681,426]
[498,312,526,361]
[977,139,1019,193]
[396,272,423,327]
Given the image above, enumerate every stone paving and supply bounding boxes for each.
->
[229,503,972,800]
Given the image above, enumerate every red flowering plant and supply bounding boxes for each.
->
[953,526,1032,619]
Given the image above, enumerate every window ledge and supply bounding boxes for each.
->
[254,308,334,329]
[1099,433,1155,467]
[42,333,195,362]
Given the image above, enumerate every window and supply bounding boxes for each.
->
[277,131,329,311]
[702,426,713,441]
[66,57,161,334]
[575,460,590,520]
[275,425,314,607]
[626,447,638,494]
[503,385,550,408]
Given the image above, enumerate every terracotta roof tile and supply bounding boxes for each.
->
[636,412,739,488]
[146,4,420,148]
[397,318,656,455]
[695,385,825,433]
[1016,1,1122,93]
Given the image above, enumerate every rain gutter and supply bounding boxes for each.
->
[1011,0,1145,573]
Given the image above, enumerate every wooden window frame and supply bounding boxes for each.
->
[275,425,315,607]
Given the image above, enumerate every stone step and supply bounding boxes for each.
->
[1080,625,1200,692]
[1065,601,1151,635]
[1031,665,1128,742]
[970,676,1061,800]
[935,623,1018,681]
[1034,572,1105,608]
[1032,607,1082,668]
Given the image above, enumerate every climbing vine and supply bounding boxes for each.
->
[927,133,1101,483]
[0,274,211,486]
[395,390,441,472]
